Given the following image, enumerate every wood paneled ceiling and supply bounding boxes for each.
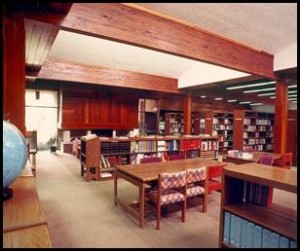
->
[20,3,297,107]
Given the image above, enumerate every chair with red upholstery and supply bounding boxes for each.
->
[168,153,186,161]
[186,166,207,212]
[273,152,293,169]
[140,156,162,164]
[145,170,187,230]
[207,165,224,193]
[259,154,274,166]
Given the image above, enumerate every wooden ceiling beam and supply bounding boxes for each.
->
[38,59,180,94]
[25,3,275,79]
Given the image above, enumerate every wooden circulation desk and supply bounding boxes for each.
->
[225,152,281,165]
[3,162,52,248]
[114,158,227,228]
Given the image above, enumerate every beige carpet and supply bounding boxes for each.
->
[35,151,296,248]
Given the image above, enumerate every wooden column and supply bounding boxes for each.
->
[204,111,213,135]
[184,93,192,135]
[274,79,288,154]
[3,15,26,135]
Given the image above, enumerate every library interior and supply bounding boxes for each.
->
[3,3,297,249]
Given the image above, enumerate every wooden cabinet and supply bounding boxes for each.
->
[219,163,297,248]
[60,86,138,130]
[233,110,274,152]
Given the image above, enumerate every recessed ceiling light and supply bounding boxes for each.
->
[227,99,237,102]
[214,97,223,100]
[243,87,276,93]
[200,95,206,98]
[257,92,275,96]
[250,103,263,106]
[239,101,251,104]
[226,81,275,90]
[288,85,297,88]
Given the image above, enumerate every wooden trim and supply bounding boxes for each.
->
[38,59,179,94]
[26,3,275,79]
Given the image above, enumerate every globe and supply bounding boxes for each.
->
[3,120,27,189]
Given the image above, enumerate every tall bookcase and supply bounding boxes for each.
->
[192,112,205,135]
[219,164,297,248]
[212,112,234,154]
[233,110,274,152]
[164,112,184,136]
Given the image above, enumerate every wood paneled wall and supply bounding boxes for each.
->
[60,86,139,130]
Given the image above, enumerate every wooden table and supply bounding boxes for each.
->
[114,158,227,228]
[3,162,52,248]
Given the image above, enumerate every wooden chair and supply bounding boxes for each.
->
[186,167,207,212]
[273,152,292,169]
[140,156,162,164]
[168,153,186,161]
[208,165,224,194]
[259,154,273,166]
[145,170,187,230]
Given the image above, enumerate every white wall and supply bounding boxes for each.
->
[178,62,250,88]
[274,43,297,71]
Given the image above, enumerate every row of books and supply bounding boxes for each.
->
[101,141,131,154]
[243,181,269,206]
[223,211,297,248]
[181,139,201,150]
[130,141,157,153]
[200,140,219,151]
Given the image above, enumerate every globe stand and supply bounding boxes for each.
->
[3,187,13,201]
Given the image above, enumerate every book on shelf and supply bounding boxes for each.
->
[262,228,272,248]
[253,225,262,248]
[241,219,248,248]
[246,221,255,248]
[234,216,242,248]
[229,214,236,246]
[223,211,231,244]
[279,236,289,248]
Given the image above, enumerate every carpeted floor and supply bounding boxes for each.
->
[35,151,297,248]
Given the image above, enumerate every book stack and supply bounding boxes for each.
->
[223,211,295,248]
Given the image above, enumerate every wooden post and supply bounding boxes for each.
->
[3,15,26,135]
[274,79,288,154]
[184,93,192,135]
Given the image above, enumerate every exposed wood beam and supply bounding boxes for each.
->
[38,59,180,94]
[184,93,192,135]
[24,3,275,79]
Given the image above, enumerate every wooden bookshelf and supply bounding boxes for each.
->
[192,112,205,135]
[233,110,274,152]
[80,137,101,181]
[219,163,297,248]
[164,112,184,136]
[212,112,234,155]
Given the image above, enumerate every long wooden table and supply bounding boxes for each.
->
[114,158,227,228]
[225,151,281,165]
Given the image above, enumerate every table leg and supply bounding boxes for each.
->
[114,170,118,206]
[139,183,145,228]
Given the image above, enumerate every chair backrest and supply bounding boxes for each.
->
[259,154,273,166]
[186,167,206,184]
[281,152,292,169]
[159,171,187,190]
[140,156,161,164]
[168,153,186,161]
[25,130,38,151]
[208,165,223,180]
